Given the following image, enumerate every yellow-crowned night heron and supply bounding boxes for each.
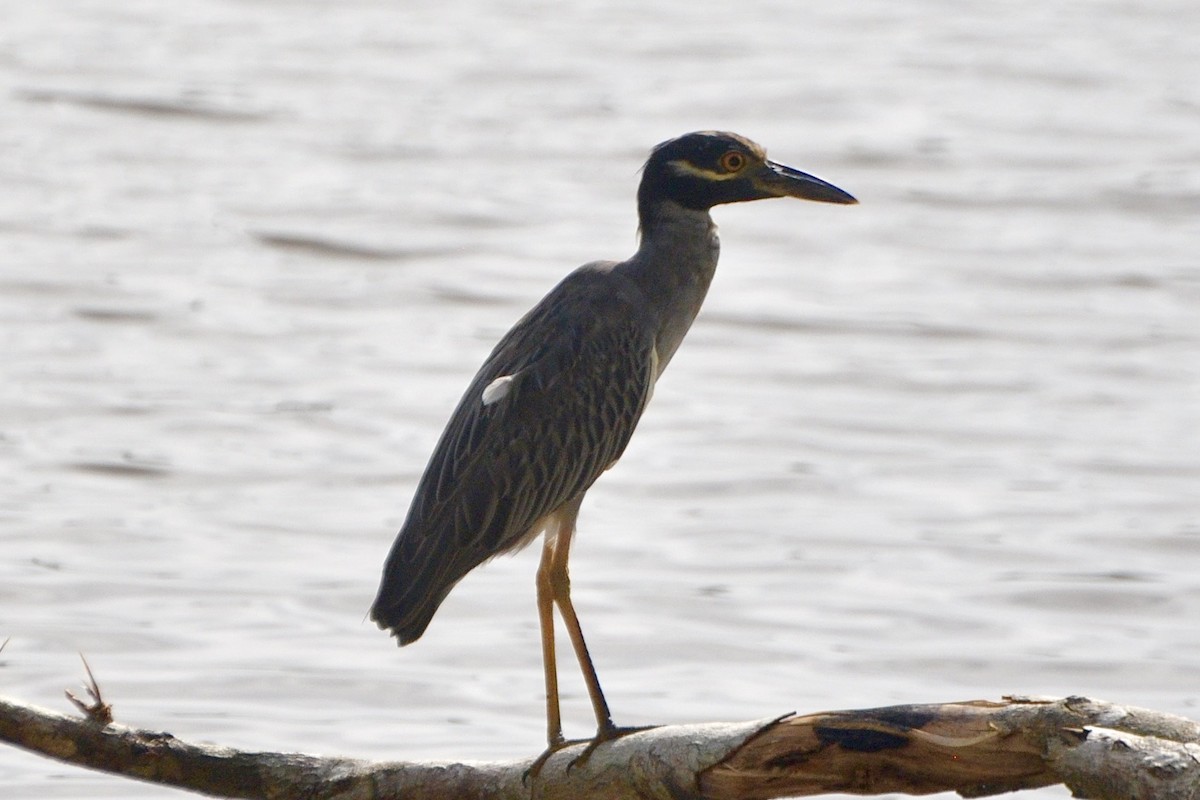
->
[370,131,856,764]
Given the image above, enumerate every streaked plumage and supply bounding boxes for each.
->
[370,131,856,764]
[374,267,658,643]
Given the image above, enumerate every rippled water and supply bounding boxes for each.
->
[3,2,1198,797]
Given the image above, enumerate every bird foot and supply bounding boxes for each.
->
[524,736,591,783]
[523,723,659,782]
[567,722,658,771]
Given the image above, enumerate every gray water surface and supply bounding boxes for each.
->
[2,2,1199,798]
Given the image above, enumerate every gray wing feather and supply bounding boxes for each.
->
[370,267,658,643]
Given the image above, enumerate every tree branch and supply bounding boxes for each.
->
[3,688,1199,799]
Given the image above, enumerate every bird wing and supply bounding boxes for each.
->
[371,265,659,642]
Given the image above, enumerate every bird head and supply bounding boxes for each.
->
[638,131,856,223]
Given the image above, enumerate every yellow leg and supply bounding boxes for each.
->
[535,533,565,748]
[543,505,616,734]
[526,496,656,780]
[526,498,587,779]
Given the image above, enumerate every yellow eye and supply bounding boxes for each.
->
[719,151,747,173]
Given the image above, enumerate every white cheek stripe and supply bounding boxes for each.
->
[667,159,746,182]
[482,375,514,406]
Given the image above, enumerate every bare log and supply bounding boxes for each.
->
[0,694,764,800]
[702,695,1200,799]
[1051,726,1200,800]
[3,690,1199,799]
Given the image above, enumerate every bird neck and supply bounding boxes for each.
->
[622,200,720,375]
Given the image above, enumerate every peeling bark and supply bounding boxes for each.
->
[3,692,1198,799]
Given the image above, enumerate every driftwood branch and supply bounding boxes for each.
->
[3,682,1199,799]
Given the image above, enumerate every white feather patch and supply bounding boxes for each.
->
[667,158,742,181]
[481,375,514,406]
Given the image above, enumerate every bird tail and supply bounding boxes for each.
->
[369,588,444,646]
[369,559,455,646]
[368,521,474,646]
